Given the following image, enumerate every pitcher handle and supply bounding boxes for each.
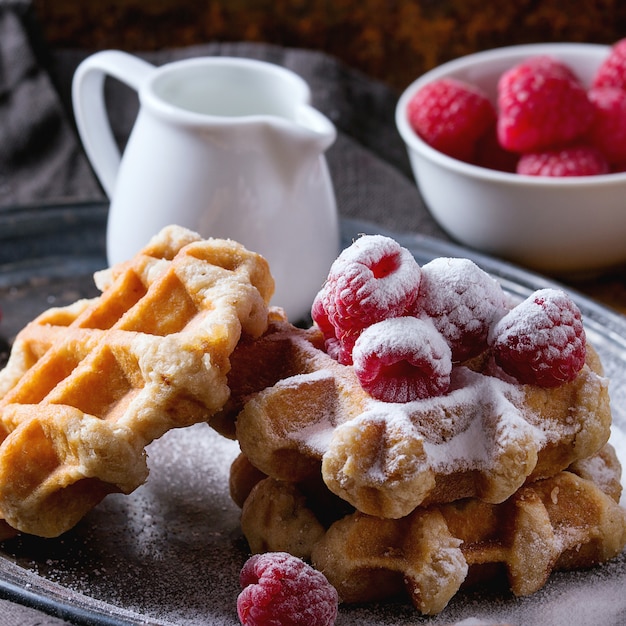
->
[71,50,155,198]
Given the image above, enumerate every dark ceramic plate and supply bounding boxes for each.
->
[0,203,625,626]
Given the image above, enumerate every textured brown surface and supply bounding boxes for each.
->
[31,0,626,91]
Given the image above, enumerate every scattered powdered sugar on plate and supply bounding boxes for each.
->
[0,419,622,626]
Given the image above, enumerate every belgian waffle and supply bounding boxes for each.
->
[0,225,273,537]
[217,312,611,518]
[233,444,626,616]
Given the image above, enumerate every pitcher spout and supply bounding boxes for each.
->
[294,104,337,154]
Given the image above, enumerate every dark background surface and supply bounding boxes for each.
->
[31,0,626,92]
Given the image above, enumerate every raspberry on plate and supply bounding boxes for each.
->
[412,257,509,362]
[517,144,609,177]
[587,87,626,165]
[311,289,347,364]
[489,288,586,388]
[407,77,496,161]
[314,235,422,364]
[593,37,626,91]
[497,55,594,153]
[352,316,452,402]
[237,552,338,626]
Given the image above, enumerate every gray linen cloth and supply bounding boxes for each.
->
[0,0,102,206]
[0,2,449,625]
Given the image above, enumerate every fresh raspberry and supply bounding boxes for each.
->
[515,55,579,82]
[311,288,334,338]
[473,126,520,172]
[328,235,422,326]
[516,144,610,177]
[497,55,594,153]
[407,77,496,161]
[411,257,509,362]
[311,288,349,363]
[352,316,452,402]
[489,288,586,388]
[237,552,338,626]
[587,87,626,165]
[593,38,626,90]
[312,278,361,364]
[319,235,422,364]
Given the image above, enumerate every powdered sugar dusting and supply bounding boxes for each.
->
[2,419,625,625]
[386,365,539,475]
[415,257,509,362]
[419,258,507,331]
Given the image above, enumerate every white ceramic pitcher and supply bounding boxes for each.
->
[72,50,340,321]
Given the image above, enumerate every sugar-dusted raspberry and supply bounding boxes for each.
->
[329,235,422,327]
[312,286,364,365]
[412,257,509,362]
[318,235,422,364]
[407,77,496,161]
[237,552,338,626]
[593,38,626,91]
[516,144,610,177]
[497,55,594,153]
[311,288,350,363]
[352,316,452,402]
[587,87,626,165]
[489,288,586,388]
[311,288,334,338]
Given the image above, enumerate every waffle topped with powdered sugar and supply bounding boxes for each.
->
[217,235,612,519]
[223,234,625,618]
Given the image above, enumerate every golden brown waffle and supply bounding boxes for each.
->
[218,313,612,518]
[233,444,626,616]
[0,225,274,537]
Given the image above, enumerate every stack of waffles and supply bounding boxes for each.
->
[0,226,623,616]
[221,234,626,616]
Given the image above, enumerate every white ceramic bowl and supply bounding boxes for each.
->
[395,43,626,276]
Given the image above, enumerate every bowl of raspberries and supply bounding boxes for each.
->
[395,41,626,276]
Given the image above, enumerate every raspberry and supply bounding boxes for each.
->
[318,235,422,364]
[411,257,509,362]
[237,552,338,626]
[352,316,452,402]
[593,38,626,90]
[311,288,350,363]
[473,127,520,172]
[516,55,579,82]
[516,144,609,177]
[587,87,626,165]
[489,288,586,388]
[497,55,594,153]
[407,77,496,161]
